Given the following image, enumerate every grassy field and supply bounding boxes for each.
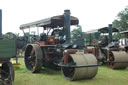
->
[14,58,128,85]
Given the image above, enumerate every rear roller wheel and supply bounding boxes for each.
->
[25,44,43,73]
[62,53,98,80]
[108,51,128,69]
[0,61,14,85]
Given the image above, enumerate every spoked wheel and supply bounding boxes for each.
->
[0,80,6,85]
[25,44,43,73]
[108,51,128,69]
[0,61,14,85]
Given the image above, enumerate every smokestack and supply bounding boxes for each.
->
[64,10,71,43]
[108,24,112,43]
[0,9,2,40]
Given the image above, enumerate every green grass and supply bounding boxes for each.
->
[14,58,128,85]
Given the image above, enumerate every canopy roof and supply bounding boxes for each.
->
[85,29,98,34]
[98,27,119,33]
[120,30,128,34]
[85,27,119,34]
[20,15,79,30]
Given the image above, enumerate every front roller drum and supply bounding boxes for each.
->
[108,51,128,69]
[62,53,98,80]
[24,44,43,73]
[0,61,14,85]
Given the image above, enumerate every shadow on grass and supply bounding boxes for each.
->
[68,77,98,83]
[15,68,28,73]
[37,68,61,75]
[112,68,128,72]
[15,66,61,75]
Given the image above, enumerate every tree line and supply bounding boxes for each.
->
[71,6,128,43]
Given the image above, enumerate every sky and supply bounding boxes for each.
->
[0,0,128,35]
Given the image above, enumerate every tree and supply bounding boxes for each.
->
[71,25,86,41]
[2,32,18,40]
[112,6,128,31]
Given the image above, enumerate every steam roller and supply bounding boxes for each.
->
[85,24,128,69]
[108,51,128,69]
[20,9,98,81]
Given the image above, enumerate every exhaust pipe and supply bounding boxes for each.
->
[108,24,112,44]
[0,9,2,40]
[64,10,71,43]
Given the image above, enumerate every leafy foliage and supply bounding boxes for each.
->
[71,25,86,41]
[112,6,128,31]
[2,32,19,40]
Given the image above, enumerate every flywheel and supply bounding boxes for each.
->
[24,44,43,73]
